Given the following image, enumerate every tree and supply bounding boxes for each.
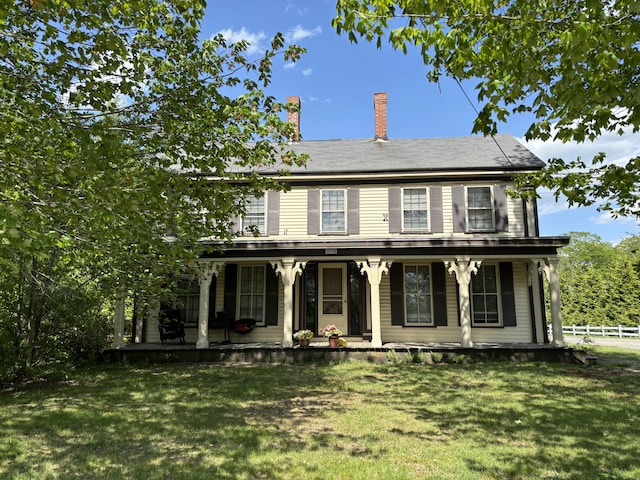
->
[557,232,640,326]
[0,0,305,379]
[333,0,640,218]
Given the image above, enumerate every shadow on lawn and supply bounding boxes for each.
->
[0,364,362,479]
[376,363,640,479]
[1,362,639,479]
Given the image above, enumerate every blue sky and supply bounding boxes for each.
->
[202,0,640,244]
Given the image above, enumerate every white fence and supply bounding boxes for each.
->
[549,325,640,338]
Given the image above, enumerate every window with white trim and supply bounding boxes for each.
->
[403,188,429,231]
[471,264,500,325]
[467,186,494,231]
[321,189,345,233]
[242,194,265,234]
[404,264,432,324]
[238,265,265,324]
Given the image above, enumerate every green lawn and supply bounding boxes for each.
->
[1,349,639,479]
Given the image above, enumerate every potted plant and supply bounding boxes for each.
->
[293,329,314,347]
[320,324,343,348]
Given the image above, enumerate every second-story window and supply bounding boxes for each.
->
[242,194,265,235]
[467,187,494,231]
[321,189,345,233]
[403,188,428,231]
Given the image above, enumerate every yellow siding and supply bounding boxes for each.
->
[379,261,533,344]
[278,188,308,238]
[359,186,391,236]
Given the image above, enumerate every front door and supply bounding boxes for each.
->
[318,263,348,335]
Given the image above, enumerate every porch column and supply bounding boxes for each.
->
[112,288,126,349]
[195,261,224,349]
[272,258,306,347]
[445,259,482,348]
[358,258,391,348]
[537,257,565,347]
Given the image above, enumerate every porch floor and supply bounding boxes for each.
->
[102,339,590,365]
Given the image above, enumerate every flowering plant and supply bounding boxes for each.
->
[320,324,343,337]
[293,329,314,340]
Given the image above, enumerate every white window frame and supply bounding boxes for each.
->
[242,194,266,235]
[402,187,429,232]
[466,186,495,232]
[321,189,346,233]
[470,263,502,326]
[237,265,266,325]
[403,264,433,325]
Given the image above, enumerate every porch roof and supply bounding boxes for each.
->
[200,236,570,260]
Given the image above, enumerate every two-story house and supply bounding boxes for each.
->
[126,93,569,350]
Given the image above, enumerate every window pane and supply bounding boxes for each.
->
[484,266,497,292]
[403,264,431,324]
[403,188,428,230]
[322,212,345,231]
[468,187,491,208]
[471,265,501,326]
[243,195,265,234]
[468,187,494,230]
[238,266,265,322]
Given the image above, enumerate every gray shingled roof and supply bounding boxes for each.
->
[274,134,544,175]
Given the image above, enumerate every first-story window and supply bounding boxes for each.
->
[404,265,432,324]
[467,186,494,231]
[403,188,428,231]
[242,194,265,234]
[321,189,345,232]
[239,265,265,323]
[471,265,500,325]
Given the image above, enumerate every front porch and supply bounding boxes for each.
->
[102,340,590,365]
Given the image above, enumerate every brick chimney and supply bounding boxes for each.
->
[286,95,301,142]
[373,92,388,141]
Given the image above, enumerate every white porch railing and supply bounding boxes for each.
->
[549,324,640,338]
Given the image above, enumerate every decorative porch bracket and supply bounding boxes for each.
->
[358,258,391,348]
[271,258,306,348]
[194,261,224,349]
[534,257,565,347]
[445,258,482,348]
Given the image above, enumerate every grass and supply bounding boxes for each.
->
[1,348,639,479]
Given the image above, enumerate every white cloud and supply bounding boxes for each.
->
[519,127,640,168]
[590,211,636,225]
[302,68,313,76]
[285,3,309,16]
[283,62,296,70]
[217,27,267,55]
[285,25,321,43]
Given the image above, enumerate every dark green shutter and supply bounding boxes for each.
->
[347,188,360,234]
[432,262,448,326]
[500,262,517,326]
[494,185,509,232]
[307,189,320,234]
[388,188,401,233]
[390,262,404,326]
[267,191,280,235]
[452,186,466,233]
[430,186,443,233]
[223,264,237,318]
[265,265,279,325]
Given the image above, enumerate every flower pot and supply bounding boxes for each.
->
[328,335,340,348]
[299,339,311,348]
